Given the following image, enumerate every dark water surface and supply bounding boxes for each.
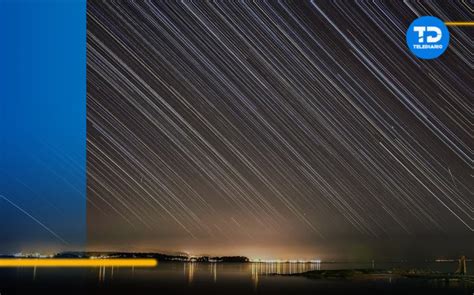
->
[0,261,472,294]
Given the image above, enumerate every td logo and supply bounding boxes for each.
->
[406,16,449,59]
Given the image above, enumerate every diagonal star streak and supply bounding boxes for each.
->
[86,1,472,253]
[0,195,69,245]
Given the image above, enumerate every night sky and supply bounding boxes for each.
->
[86,1,472,260]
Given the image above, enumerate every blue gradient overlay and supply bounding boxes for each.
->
[0,1,86,252]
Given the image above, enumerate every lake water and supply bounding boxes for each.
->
[0,261,472,294]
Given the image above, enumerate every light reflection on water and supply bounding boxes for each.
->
[4,261,323,286]
[0,261,471,295]
[75,260,465,285]
[5,261,470,286]
[250,261,321,289]
[177,262,322,290]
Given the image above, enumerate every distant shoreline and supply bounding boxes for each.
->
[279,268,474,284]
[2,252,472,264]
[1,251,250,263]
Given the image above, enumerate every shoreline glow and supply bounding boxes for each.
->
[250,259,322,264]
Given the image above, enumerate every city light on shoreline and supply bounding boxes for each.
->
[250,259,322,264]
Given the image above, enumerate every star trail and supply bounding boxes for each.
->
[86,1,472,259]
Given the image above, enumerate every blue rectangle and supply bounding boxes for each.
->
[0,1,86,253]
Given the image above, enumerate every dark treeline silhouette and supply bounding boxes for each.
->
[54,251,249,262]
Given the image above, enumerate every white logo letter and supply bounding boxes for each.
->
[426,26,442,43]
[413,26,426,42]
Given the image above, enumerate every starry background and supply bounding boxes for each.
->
[86,1,472,260]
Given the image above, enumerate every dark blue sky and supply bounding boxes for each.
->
[0,1,86,253]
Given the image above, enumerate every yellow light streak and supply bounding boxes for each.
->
[445,22,474,26]
[0,258,157,268]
